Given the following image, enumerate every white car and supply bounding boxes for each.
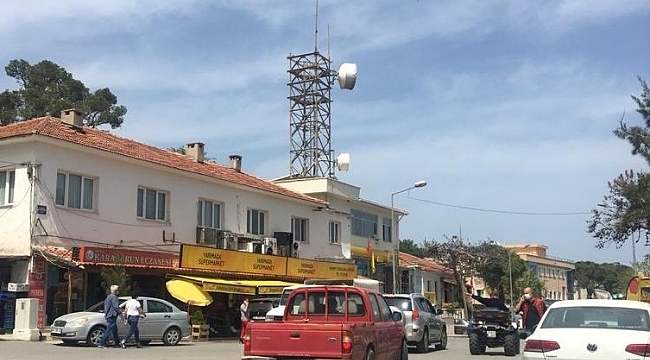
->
[522,299,650,359]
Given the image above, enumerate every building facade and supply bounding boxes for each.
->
[0,111,416,330]
[505,244,575,300]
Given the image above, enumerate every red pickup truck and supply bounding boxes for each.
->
[243,285,408,360]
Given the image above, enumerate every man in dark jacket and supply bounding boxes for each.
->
[98,285,122,348]
[467,291,509,312]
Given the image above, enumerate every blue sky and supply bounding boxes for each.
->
[2,1,649,265]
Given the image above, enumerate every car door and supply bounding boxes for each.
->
[417,297,439,341]
[424,298,443,340]
[375,294,402,360]
[369,294,391,360]
[143,299,174,339]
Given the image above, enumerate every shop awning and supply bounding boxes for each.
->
[350,246,393,263]
[171,275,301,296]
[443,277,457,285]
[174,275,257,295]
[236,280,302,295]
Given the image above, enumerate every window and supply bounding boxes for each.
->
[247,209,266,235]
[55,172,95,210]
[382,217,392,242]
[329,221,340,244]
[351,209,378,238]
[198,199,221,229]
[146,300,172,313]
[0,170,15,205]
[137,187,167,221]
[292,217,309,242]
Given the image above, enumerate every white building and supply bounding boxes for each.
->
[0,110,412,328]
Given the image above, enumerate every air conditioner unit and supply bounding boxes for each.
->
[246,241,264,254]
[263,238,277,256]
[225,236,238,250]
[196,227,218,245]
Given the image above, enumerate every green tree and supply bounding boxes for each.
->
[575,261,634,297]
[100,266,131,295]
[473,243,527,304]
[637,254,650,276]
[515,270,546,300]
[0,59,126,127]
[399,238,426,258]
[588,77,650,249]
[574,261,599,298]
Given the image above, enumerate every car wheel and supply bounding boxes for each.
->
[162,327,182,346]
[365,346,375,360]
[86,326,105,347]
[62,340,78,346]
[416,329,429,353]
[504,333,517,357]
[398,339,408,360]
[469,332,481,355]
[435,328,447,350]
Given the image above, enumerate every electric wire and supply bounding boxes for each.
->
[406,195,591,216]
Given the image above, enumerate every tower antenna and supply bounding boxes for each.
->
[314,0,319,52]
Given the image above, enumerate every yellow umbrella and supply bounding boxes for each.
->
[166,279,213,306]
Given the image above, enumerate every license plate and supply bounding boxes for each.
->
[487,331,496,338]
[51,328,62,335]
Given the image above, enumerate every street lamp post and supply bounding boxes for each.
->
[391,180,427,293]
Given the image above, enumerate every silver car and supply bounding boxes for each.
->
[384,293,447,352]
[50,296,192,346]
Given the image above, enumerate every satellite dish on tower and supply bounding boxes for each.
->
[337,63,358,90]
[337,153,350,172]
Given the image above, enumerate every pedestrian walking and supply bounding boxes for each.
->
[120,290,145,348]
[239,298,250,344]
[98,285,122,348]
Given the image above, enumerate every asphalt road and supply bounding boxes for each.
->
[1,336,524,360]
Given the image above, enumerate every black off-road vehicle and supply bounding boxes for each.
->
[468,308,519,357]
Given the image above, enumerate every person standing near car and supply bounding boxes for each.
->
[514,287,546,332]
[120,290,145,349]
[98,285,122,348]
[239,298,250,344]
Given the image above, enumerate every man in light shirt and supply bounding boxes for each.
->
[120,290,146,348]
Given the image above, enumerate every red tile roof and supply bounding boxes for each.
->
[0,117,327,206]
[399,252,452,274]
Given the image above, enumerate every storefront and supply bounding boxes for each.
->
[34,244,357,333]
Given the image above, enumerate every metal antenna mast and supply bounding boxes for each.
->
[287,0,356,179]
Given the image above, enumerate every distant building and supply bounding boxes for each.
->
[505,244,576,300]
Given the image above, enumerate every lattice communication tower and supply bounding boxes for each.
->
[288,51,356,179]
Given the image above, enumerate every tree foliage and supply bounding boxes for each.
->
[473,243,527,304]
[588,77,650,249]
[100,266,131,295]
[515,270,546,300]
[574,261,634,297]
[399,238,427,258]
[0,59,126,127]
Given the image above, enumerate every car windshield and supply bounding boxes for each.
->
[279,289,293,306]
[384,297,412,312]
[541,306,650,331]
[249,301,274,313]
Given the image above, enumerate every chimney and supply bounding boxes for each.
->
[228,154,242,172]
[184,142,205,163]
[60,109,85,127]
